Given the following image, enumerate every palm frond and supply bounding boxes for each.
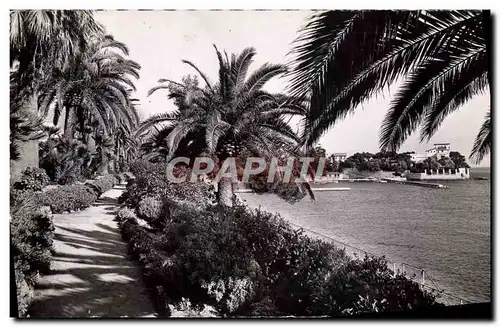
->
[136,112,178,136]
[243,63,288,94]
[380,45,487,151]
[231,47,256,89]
[205,112,231,152]
[181,59,213,91]
[288,10,484,146]
[470,109,491,164]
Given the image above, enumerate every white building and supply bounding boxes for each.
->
[332,153,347,162]
[429,142,451,159]
[411,153,428,162]
[411,143,451,163]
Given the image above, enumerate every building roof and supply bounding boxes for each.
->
[434,142,450,145]
[333,153,347,156]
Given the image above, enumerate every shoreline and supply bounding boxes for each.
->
[238,193,474,306]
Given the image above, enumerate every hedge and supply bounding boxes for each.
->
[35,174,118,214]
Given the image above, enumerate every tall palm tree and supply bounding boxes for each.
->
[10,10,103,93]
[10,10,103,174]
[37,35,140,174]
[141,46,306,205]
[288,10,491,163]
[38,35,140,138]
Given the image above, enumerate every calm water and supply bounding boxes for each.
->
[240,167,491,303]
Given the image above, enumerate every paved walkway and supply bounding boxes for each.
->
[29,184,156,318]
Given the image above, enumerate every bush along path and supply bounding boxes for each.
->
[27,182,156,318]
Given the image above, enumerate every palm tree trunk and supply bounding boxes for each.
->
[87,133,96,153]
[63,106,74,139]
[10,94,40,178]
[217,176,234,206]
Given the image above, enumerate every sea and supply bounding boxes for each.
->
[239,167,491,304]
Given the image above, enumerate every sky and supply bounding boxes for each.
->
[95,10,491,167]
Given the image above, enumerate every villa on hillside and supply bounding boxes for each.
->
[406,142,470,180]
[410,142,451,163]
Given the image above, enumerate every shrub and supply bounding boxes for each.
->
[114,172,133,184]
[35,184,98,214]
[120,202,253,316]
[123,172,134,179]
[129,159,158,178]
[136,196,164,227]
[11,192,55,317]
[248,176,307,204]
[117,207,137,222]
[114,174,124,184]
[86,174,117,196]
[309,255,440,316]
[12,167,50,192]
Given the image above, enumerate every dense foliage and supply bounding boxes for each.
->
[39,135,100,184]
[10,10,140,178]
[86,175,119,196]
[11,191,54,317]
[126,159,215,207]
[339,152,413,173]
[410,152,470,173]
[117,162,440,317]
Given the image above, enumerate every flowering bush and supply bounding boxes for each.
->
[12,167,50,192]
[136,196,164,227]
[117,207,137,222]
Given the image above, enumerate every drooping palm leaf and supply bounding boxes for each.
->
[288,10,488,155]
[470,109,491,164]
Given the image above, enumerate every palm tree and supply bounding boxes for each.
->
[38,35,140,138]
[37,35,141,173]
[10,10,103,174]
[288,10,491,162]
[141,46,306,205]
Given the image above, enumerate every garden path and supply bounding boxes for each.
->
[28,184,156,318]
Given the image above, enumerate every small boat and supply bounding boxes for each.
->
[379,180,387,183]
[311,187,351,191]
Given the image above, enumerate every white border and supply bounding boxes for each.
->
[2,1,498,326]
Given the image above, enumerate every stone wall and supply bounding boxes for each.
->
[406,167,470,180]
